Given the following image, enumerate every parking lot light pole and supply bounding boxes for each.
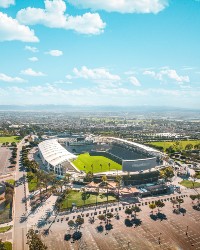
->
[186,225,189,236]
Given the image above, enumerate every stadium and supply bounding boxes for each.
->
[38,137,163,177]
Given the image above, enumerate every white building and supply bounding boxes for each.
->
[38,139,77,176]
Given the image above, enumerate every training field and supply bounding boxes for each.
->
[148,140,200,151]
[72,153,122,173]
[0,136,21,143]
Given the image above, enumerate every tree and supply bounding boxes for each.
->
[194,144,200,150]
[26,229,47,250]
[81,188,90,207]
[98,214,105,221]
[68,220,75,228]
[149,203,156,214]
[176,198,184,209]
[171,199,178,208]
[185,144,193,151]
[155,200,165,213]
[125,208,132,215]
[115,175,122,210]
[75,217,84,227]
[95,187,99,207]
[0,239,6,250]
[101,175,109,212]
[132,205,141,219]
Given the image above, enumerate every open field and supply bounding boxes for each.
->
[148,140,200,151]
[60,190,116,210]
[180,180,200,188]
[0,136,21,143]
[72,153,122,173]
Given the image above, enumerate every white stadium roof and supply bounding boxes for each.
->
[38,139,76,167]
[108,137,160,154]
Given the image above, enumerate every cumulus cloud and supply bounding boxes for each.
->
[129,76,141,86]
[68,0,168,14]
[0,0,15,8]
[17,0,106,35]
[0,73,26,83]
[0,12,39,42]
[25,46,39,53]
[72,66,121,83]
[28,57,38,62]
[21,68,46,76]
[143,69,190,83]
[45,50,63,56]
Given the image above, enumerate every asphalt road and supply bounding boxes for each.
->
[13,139,28,250]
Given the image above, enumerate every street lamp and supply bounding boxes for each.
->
[186,225,189,236]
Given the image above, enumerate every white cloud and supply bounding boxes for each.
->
[0,12,39,43]
[21,68,46,77]
[0,0,15,8]
[73,66,121,82]
[28,57,38,62]
[0,73,26,83]
[17,0,106,35]
[45,50,63,56]
[143,69,190,83]
[25,46,39,53]
[129,76,141,86]
[68,0,168,14]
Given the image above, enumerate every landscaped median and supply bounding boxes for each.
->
[180,180,200,189]
[0,225,12,233]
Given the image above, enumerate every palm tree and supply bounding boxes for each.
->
[95,187,99,208]
[115,175,122,210]
[100,164,102,172]
[102,175,109,214]
[91,164,94,174]
[176,198,184,209]
[171,199,178,208]
[149,203,156,214]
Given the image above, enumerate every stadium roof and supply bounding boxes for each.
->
[38,139,77,167]
[108,137,160,154]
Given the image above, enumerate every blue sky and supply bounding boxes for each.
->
[0,0,200,108]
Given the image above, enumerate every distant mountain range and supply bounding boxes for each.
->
[0,105,199,113]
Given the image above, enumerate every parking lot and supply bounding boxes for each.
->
[40,192,200,250]
[0,147,12,175]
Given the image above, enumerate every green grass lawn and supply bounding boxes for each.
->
[3,241,12,250]
[5,179,15,185]
[180,180,200,189]
[27,172,37,192]
[148,140,200,152]
[0,225,12,233]
[0,136,21,143]
[60,190,116,210]
[0,203,11,224]
[72,153,122,173]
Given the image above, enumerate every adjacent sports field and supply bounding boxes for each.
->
[0,136,21,143]
[148,140,200,151]
[72,153,122,173]
[60,190,116,210]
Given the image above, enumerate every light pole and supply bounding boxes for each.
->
[158,233,162,245]
[186,225,189,236]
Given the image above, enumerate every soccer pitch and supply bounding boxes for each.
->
[72,153,122,173]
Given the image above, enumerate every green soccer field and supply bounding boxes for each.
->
[0,136,21,143]
[72,153,122,173]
